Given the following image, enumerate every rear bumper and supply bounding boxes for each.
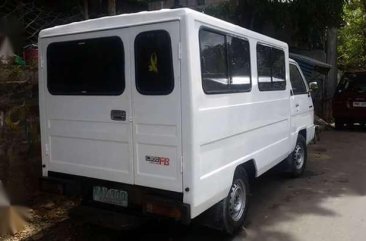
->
[69,205,148,230]
[40,171,190,224]
[333,107,366,122]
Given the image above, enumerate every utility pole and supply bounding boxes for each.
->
[326,27,338,121]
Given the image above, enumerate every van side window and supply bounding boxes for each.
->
[228,36,251,91]
[47,36,125,95]
[135,30,174,95]
[199,29,251,94]
[290,64,307,95]
[257,44,286,91]
[200,30,229,93]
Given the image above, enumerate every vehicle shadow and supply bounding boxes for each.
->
[335,123,366,132]
[24,130,366,241]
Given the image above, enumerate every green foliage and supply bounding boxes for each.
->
[338,0,366,70]
[204,0,346,48]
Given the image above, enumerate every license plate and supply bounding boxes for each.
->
[93,186,128,207]
[353,102,366,107]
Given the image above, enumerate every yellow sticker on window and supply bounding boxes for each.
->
[148,52,158,73]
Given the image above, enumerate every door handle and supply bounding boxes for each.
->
[111,110,126,121]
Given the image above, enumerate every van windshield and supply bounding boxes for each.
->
[337,73,366,94]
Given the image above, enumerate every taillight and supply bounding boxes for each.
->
[143,199,182,220]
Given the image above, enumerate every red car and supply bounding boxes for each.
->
[333,71,366,129]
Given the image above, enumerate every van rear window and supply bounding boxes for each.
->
[337,73,366,94]
[47,36,125,95]
[134,30,174,95]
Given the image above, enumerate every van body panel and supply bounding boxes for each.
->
[185,20,291,218]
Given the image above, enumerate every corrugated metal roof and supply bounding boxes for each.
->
[290,53,332,81]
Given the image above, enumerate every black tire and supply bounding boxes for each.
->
[222,167,250,234]
[285,135,307,178]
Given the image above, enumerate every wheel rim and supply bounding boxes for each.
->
[228,179,246,222]
[294,144,305,169]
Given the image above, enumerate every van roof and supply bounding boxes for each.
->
[39,8,287,48]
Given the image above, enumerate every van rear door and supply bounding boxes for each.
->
[42,31,134,184]
[131,22,183,192]
[42,22,182,192]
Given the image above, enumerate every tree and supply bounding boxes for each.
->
[107,0,116,15]
[204,0,346,49]
[337,0,366,70]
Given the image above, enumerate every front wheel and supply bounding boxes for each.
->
[222,167,250,234]
[286,135,307,177]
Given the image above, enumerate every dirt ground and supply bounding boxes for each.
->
[1,129,366,241]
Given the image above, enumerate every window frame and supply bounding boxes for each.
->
[46,36,125,96]
[289,63,308,95]
[199,27,252,95]
[256,43,286,92]
[134,30,175,96]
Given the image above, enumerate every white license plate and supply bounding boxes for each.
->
[353,102,366,107]
[93,186,128,207]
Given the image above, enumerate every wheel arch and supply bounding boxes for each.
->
[298,128,307,141]
[236,159,257,183]
[291,127,307,150]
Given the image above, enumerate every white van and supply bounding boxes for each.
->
[38,8,315,233]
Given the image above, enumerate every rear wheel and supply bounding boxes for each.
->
[222,167,249,234]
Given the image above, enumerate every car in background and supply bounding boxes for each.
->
[333,71,366,129]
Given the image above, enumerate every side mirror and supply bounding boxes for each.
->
[309,82,319,92]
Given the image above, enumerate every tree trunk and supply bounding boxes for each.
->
[325,27,338,121]
[107,0,116,15]
[83,0,89,19]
